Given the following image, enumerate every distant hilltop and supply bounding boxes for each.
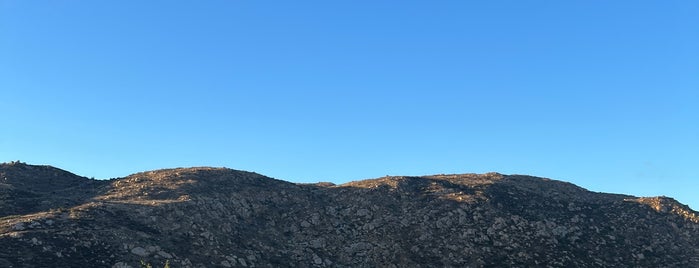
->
[1,162,698,267]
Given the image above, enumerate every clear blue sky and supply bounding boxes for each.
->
[1,1,697,209]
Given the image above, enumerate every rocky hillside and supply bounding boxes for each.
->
[1,162,698,267]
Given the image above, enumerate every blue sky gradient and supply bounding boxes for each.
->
[1,1,697,209]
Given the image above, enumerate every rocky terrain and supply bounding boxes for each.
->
[1,161,698,267]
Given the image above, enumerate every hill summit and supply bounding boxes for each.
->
[1,162,697,267]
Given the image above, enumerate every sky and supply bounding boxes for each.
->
[1,1,697,209]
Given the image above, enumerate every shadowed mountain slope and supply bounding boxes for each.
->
[1,162,697,267]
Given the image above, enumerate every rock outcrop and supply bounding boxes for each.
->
[1,162,697,267]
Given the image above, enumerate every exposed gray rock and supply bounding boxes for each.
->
[157,251,172,259]
[11,222,25,231]
[130,247,148,257]
[112,262,132,268]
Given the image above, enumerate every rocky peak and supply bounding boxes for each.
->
[0,162,107,218]
[0,161,91,191]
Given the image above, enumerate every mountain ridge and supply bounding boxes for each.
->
[1,162,698,267]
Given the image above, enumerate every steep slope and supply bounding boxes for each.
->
[0,163,697,267]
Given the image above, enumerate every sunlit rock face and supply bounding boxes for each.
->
[1,162,698,267]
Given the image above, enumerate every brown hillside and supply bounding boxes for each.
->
[1,163,697,267]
